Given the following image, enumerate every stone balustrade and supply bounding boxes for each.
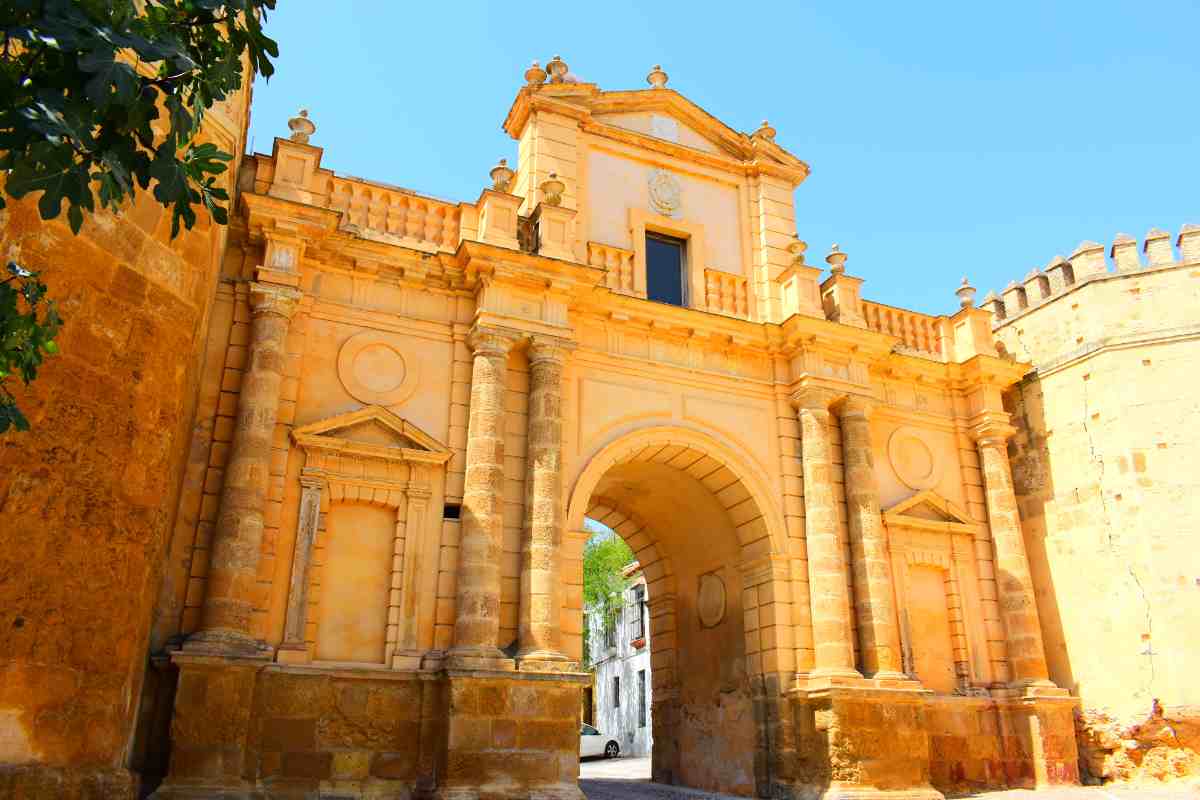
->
[587,241,636,295]
[703,268,750,319]
[983,224,1199,325]
[861,301,944,359]
[325,176,461,252]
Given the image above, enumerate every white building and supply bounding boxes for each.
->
[587,564,653,758]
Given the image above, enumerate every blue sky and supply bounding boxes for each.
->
[247,2,1198,315]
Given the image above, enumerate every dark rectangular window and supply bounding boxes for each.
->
[443,503,461,519]
[637,669,646,728]
[646,233,686,306]
[629,584,645,641]
[613,675,620,707]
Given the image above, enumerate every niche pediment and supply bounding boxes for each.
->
[292,405,451,465]
[883,490,978,534]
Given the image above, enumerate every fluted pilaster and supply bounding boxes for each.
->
[450,327,517,659]
[975,424,1052,686]
[838,396,904,679]
[794,388,860,677]
[190,282,300,654]
[517,336,574,663]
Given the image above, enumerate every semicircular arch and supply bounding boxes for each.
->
[567,423,787,559]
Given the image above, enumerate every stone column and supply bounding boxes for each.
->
[793,389,860,677]
[277,475,323,661]
[450,327,516,660]
[517,336,572,663]
[839,396,905,679]
[975,426,1052,685]
[189,282,300,654]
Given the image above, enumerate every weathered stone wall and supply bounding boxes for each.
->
[989,228,1200,783]
[161,658,447,797]
[0,87,250,797]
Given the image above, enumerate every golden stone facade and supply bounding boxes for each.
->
[0,55,1196,800]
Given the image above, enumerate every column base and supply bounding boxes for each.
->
[444,648,516,672]
[182,628,273,659]
[515,648,575,673]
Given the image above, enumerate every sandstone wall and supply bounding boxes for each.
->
[989,228,1200,783]
[0,86,251,796]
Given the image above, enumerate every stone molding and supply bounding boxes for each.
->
[282,407,450,668]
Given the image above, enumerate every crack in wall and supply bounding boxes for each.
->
[1081,371,1155,700]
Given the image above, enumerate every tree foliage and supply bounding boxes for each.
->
[0,0,279,431]
[581,528,634,668]
[0,262,60,432]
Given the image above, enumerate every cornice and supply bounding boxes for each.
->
[240,192,341,241]
[949,354,1031,392]
[778,312,896,363]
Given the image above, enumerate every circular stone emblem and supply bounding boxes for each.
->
[337,332,420,406]
[697,573,726,629]
[648,168,682,218]
[887,426,944,490]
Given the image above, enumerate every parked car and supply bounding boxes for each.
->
[579,723,620,759]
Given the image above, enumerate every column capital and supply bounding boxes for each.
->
[970,415,1017,448]
[790,385,838,413]
[836,394,875,420]
[466,324,520,358]
[527,334,576,366]
[299,474,325,491]
[249,282,302,320]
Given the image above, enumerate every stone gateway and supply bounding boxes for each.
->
[1,54,1197,800]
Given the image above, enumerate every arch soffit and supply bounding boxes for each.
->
[567,424,787,558]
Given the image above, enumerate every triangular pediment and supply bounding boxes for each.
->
[292,405,451,464]
[503,84,810,181]
[883,490,977,532]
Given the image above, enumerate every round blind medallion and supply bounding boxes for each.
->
[697,573,726,629]
[355,344,405,394]
[887,427,944,490]
[337,332,420,406]
[648,168,682,218]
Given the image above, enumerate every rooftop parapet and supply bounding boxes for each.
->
[981,224,1197,327]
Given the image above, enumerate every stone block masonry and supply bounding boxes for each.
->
[984,222,1200,784]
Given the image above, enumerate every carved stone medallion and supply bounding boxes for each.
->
[887,426,944,490]
[697,572,726,628]
[337,331,420,406]
[648,168,682,218]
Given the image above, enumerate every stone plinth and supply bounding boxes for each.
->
[440,670,589,800]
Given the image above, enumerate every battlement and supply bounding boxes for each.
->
[982,224,1200,328]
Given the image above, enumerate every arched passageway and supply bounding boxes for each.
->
[567,428,793,797]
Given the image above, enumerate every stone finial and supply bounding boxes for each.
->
[524,60,547,87]
[489,158,514,192]
[546,55,569,84]
[540,172,565,206]
[753,120,777,141]
[1178,223,1200,262]
[646,64,669,89]
[288,109,315,144]
[1143,228,1174,266]
[956,276,977,309]
[1110,233,1140,271]
[825,244,847,274]
[788,237,808,266]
